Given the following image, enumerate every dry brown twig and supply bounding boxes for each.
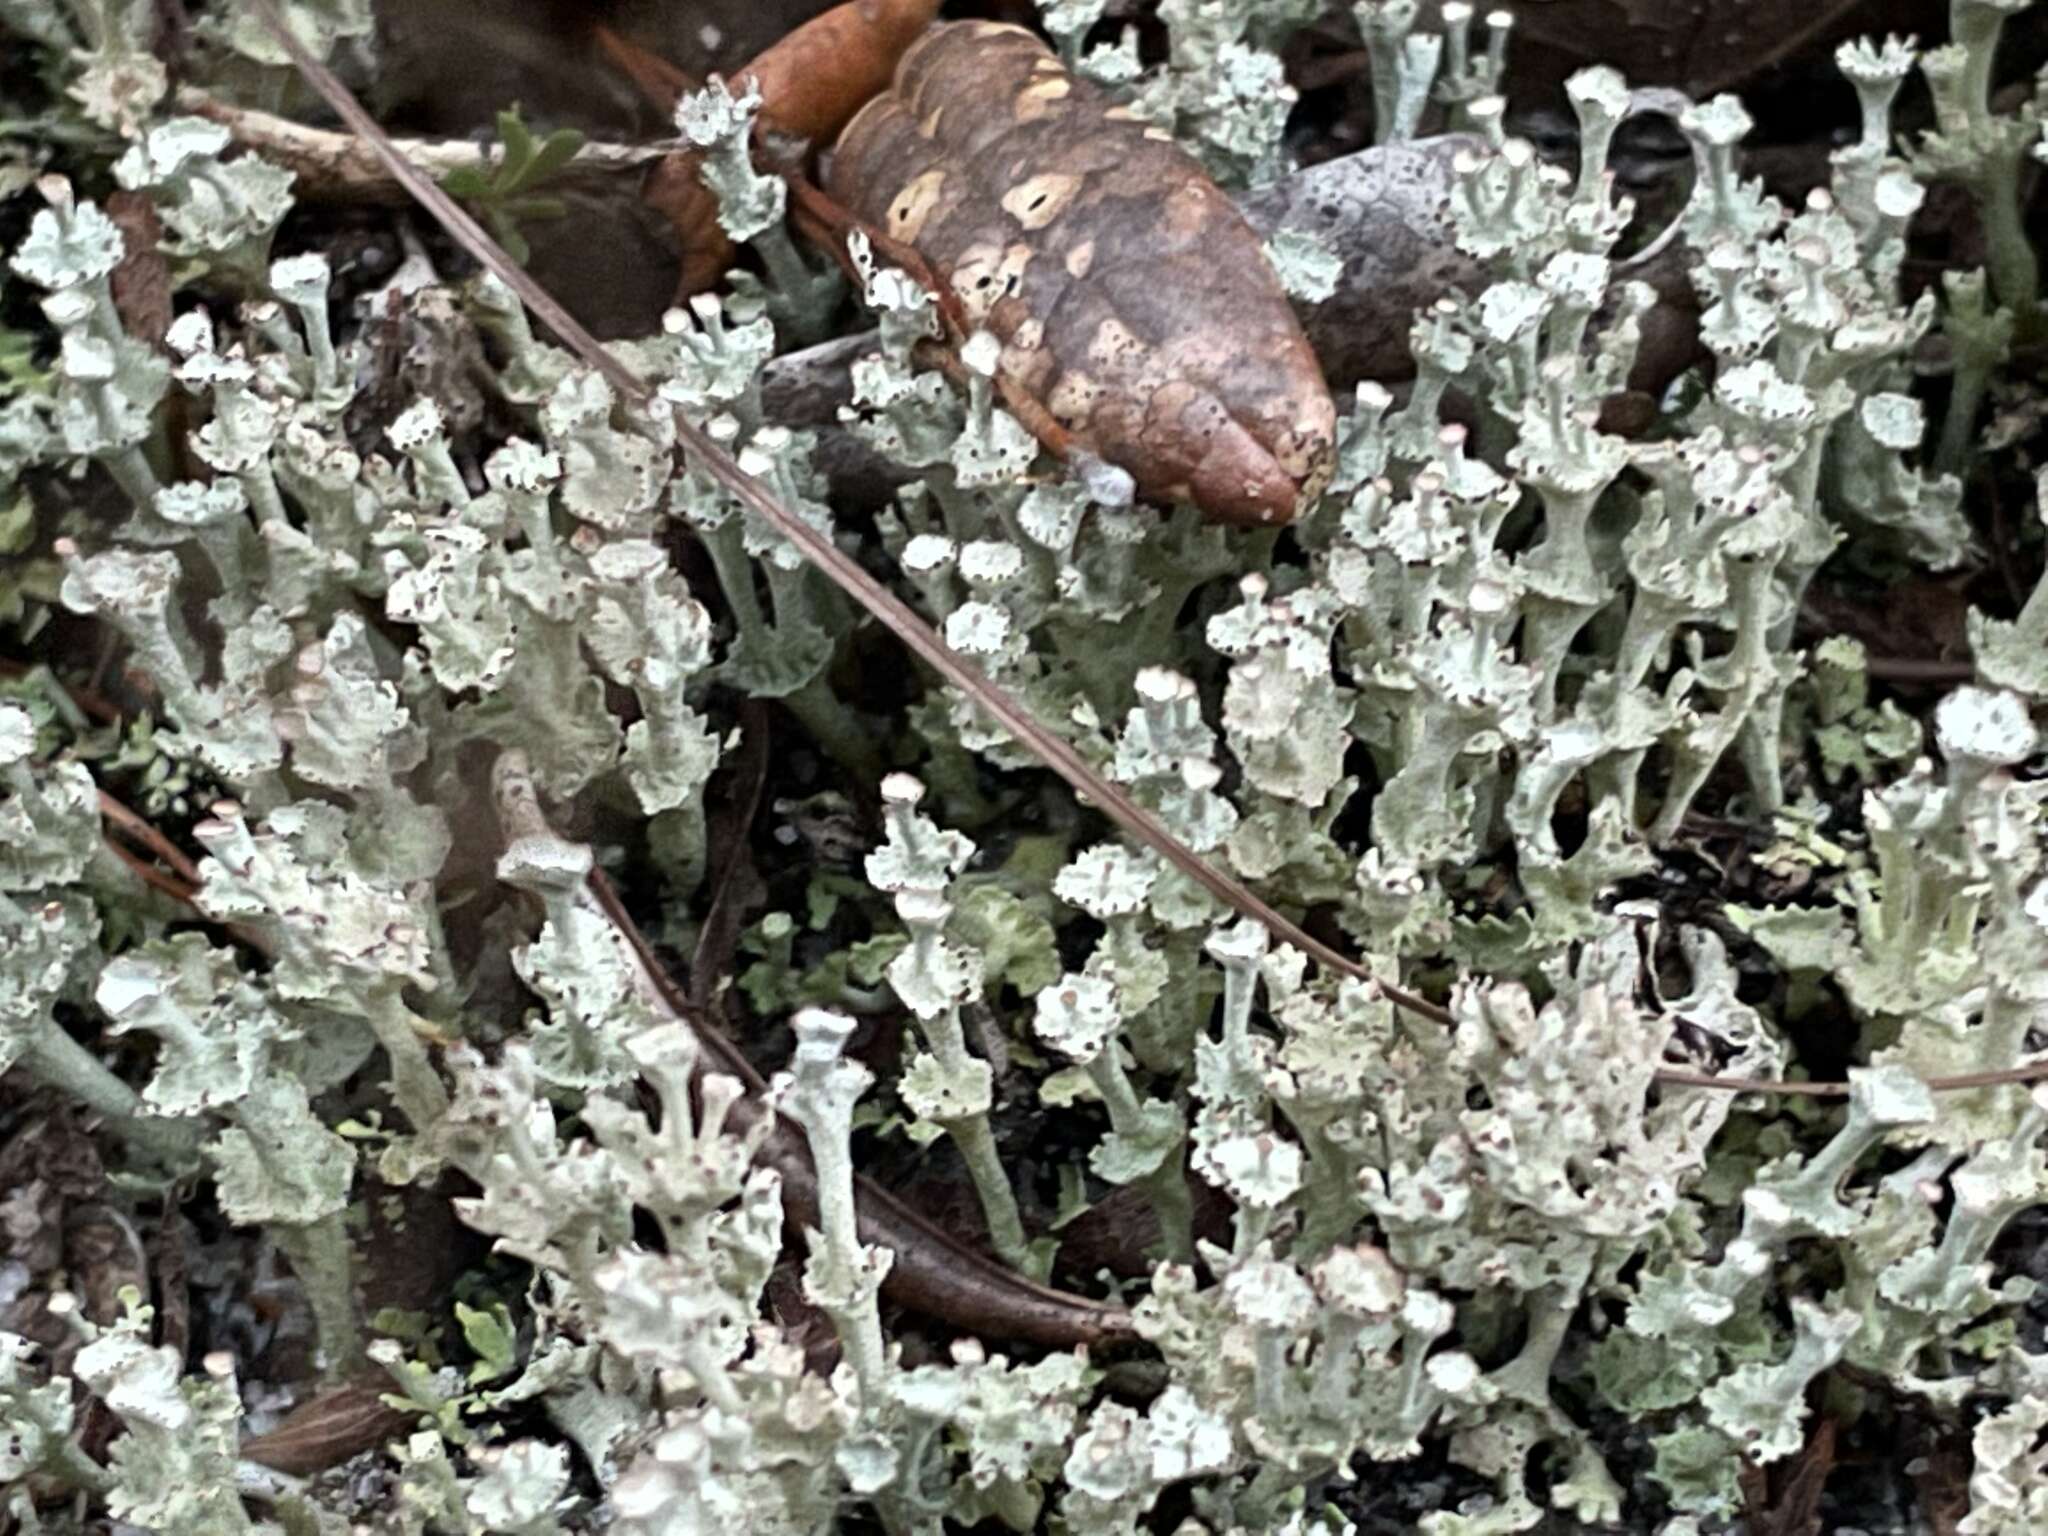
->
[176,87,681,204]
[240,1378,416,1475]
[97,790,204,888]
[240,0,2048,1113]
[1860,655,1979,685]
[100,836,202,906]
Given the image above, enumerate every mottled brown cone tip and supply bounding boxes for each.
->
[829,20,1336,525]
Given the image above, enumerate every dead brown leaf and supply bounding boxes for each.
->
[602,0,940,301]
[738,0,941,146]
[829,20,1336,525]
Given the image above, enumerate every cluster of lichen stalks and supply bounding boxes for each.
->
[3,0,2048,1533]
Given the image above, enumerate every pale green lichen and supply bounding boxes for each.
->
[1,2,2046,1532]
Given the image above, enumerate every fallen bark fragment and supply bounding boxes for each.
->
[1234,138,1488,391]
